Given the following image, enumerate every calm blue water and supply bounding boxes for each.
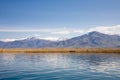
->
[0,53,120,80]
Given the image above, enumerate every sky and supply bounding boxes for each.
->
[0,0,120,41]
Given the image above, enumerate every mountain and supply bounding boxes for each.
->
[0,31,120,48]
[56,31,120,48]
[0,37,54,48]
[0,41,5,48]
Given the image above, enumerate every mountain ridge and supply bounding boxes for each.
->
[0,31,120,48]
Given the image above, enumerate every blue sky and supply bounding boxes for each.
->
[0,0,120,41]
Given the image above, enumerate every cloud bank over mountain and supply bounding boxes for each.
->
[0,25,120,41]
[88,25,120,35]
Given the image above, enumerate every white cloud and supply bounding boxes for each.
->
[73,30,85,33]
[51,29,84,35]
[0,25,120,35]
[0,25,120,42]
[0,37,59,42]
[88,25,120,35]
[0,38,27,42]
[0,39,17,42]
[0,29,52,32]
[51,30,70,35]
[34,34,40,37]
[42,37,59,41]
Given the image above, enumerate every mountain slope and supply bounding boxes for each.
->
[0,37,54,48]
[59,31,120,48]
[0,41,5,48]
[0,31,120,48]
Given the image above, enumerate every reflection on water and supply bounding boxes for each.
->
[0,53,120,80]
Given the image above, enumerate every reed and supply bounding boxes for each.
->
[0,48,120,53]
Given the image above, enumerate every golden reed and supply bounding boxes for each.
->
[0,48,120,53]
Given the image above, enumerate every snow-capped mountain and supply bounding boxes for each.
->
[0,31,120,48]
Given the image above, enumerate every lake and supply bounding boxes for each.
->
[0,53,120,80]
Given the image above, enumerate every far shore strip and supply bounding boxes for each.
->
[0,48,120,53]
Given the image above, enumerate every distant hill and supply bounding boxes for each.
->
[0,37,54,48]
[0,31,120,48]
[55,31,120,48]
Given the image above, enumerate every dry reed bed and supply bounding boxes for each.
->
[0,48,120,53]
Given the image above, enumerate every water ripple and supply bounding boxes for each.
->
[0,53,120,80]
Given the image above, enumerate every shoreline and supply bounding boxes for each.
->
[0,48,120,53]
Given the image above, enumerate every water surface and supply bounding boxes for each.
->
[0,53,120,80]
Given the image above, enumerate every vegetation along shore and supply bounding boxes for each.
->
[0,48,120,53]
